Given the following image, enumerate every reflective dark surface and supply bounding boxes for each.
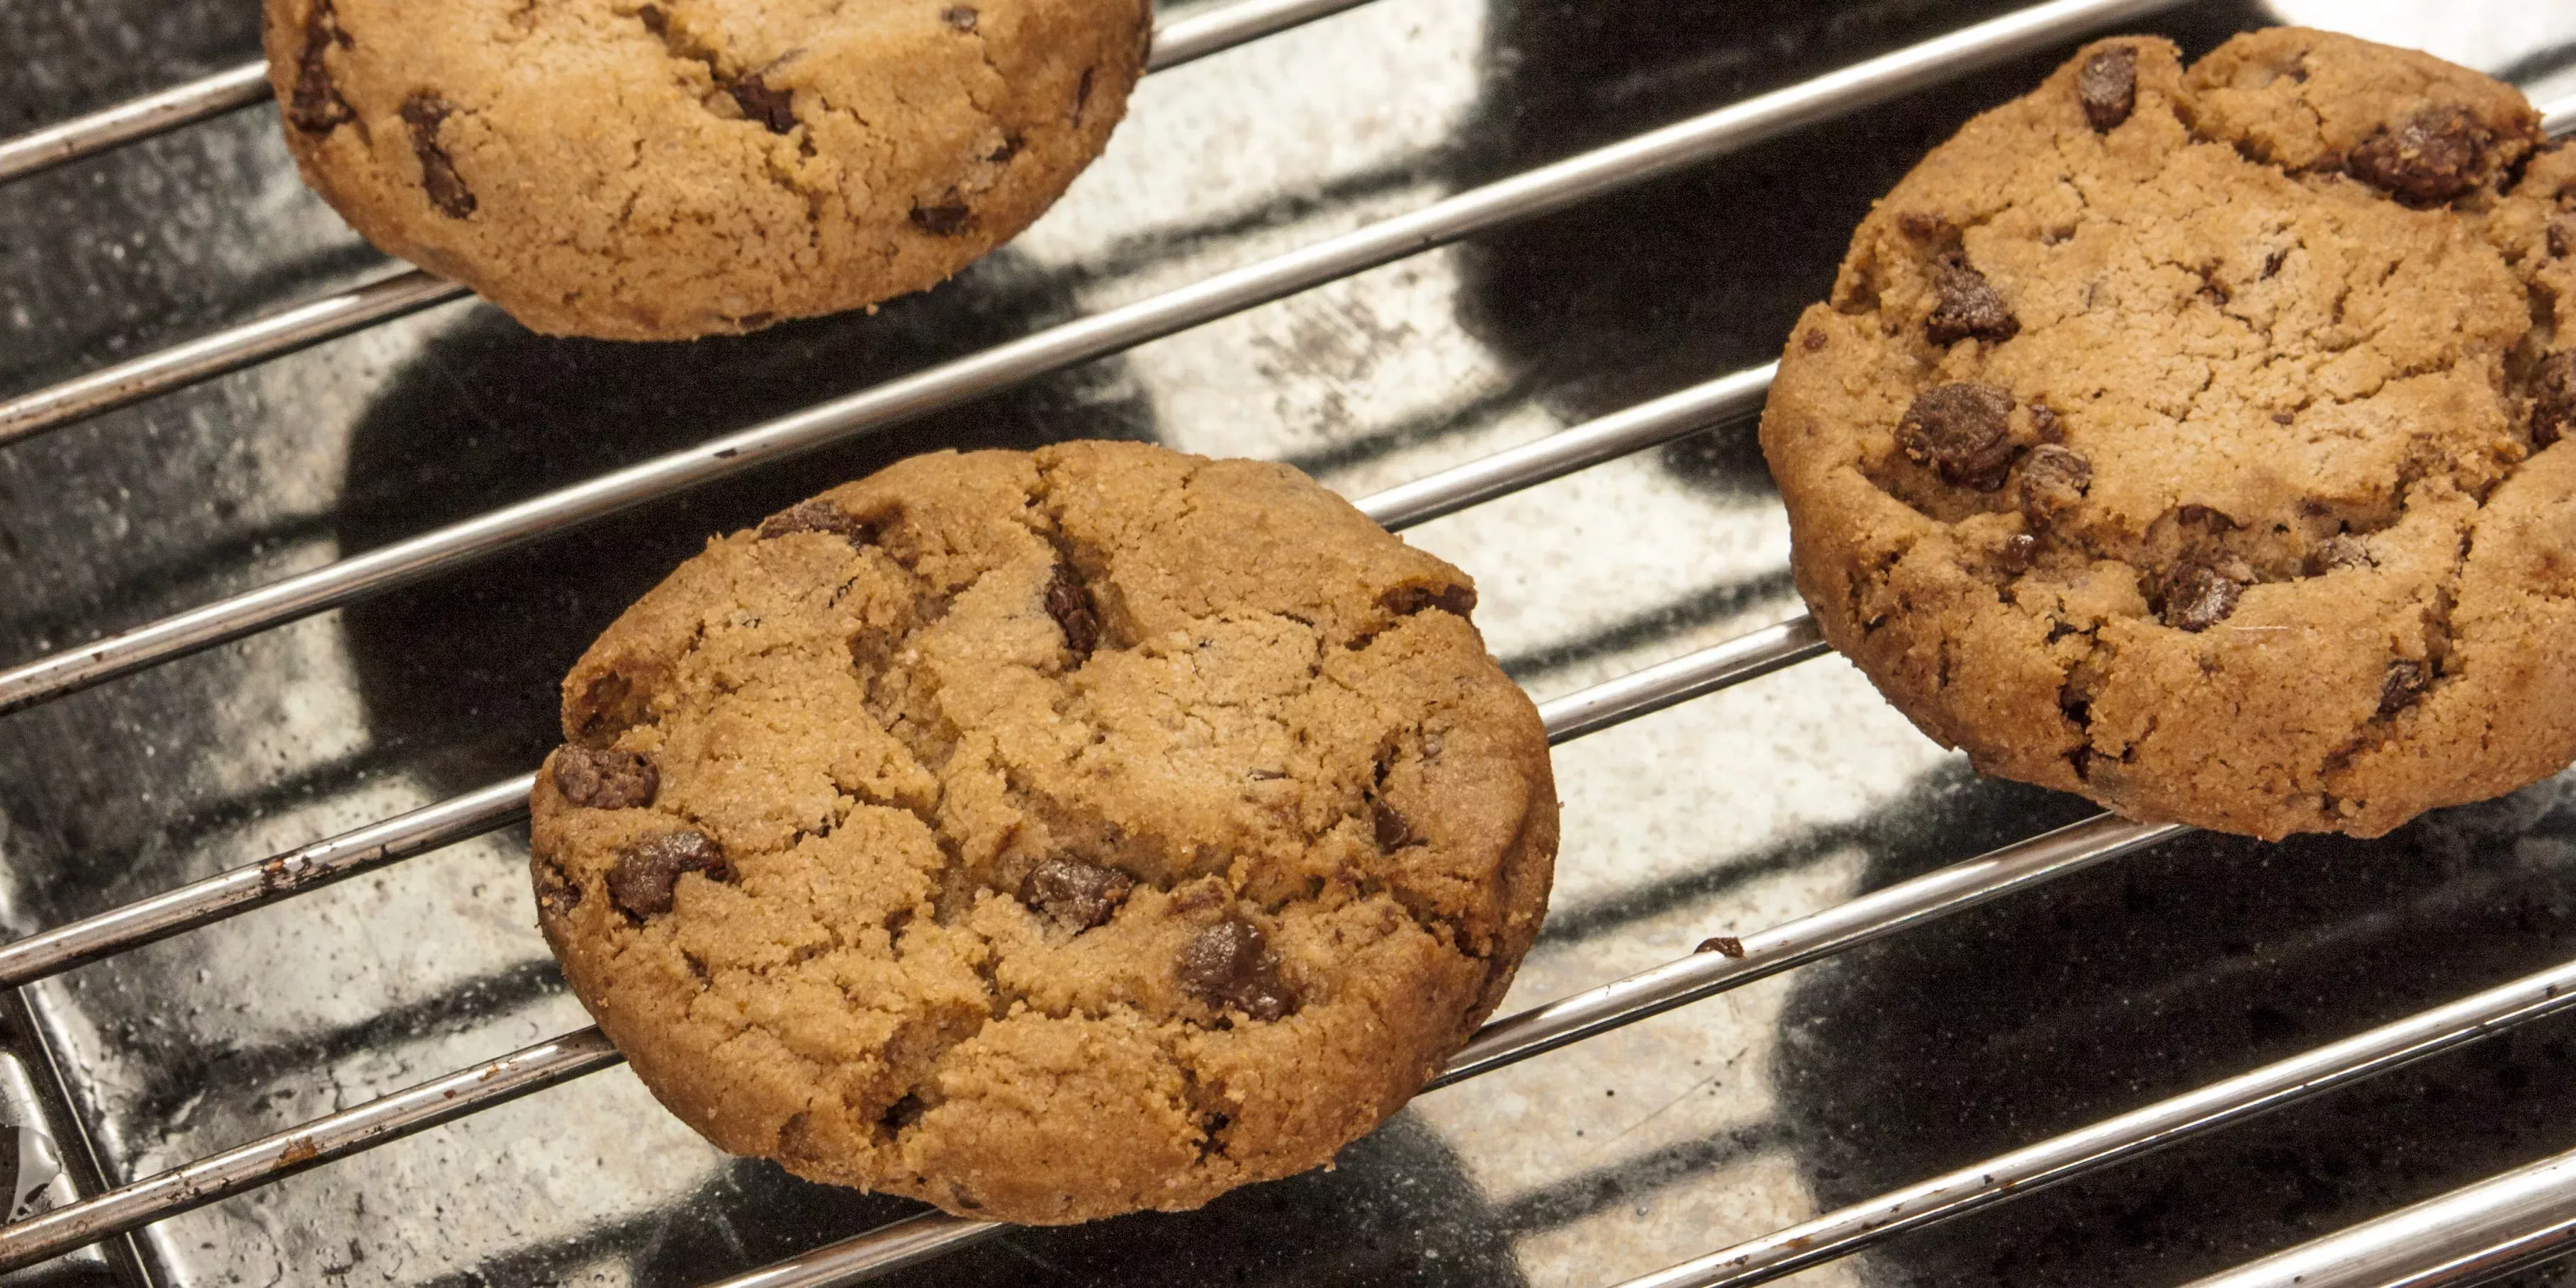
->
[6,1,2576,1285]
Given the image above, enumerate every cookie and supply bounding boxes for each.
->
[262,0,1149,340]
[527,442,1558,1223]
[1760,28,2576,840]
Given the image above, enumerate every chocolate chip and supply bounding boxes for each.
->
[1019,858,1132,931]
[1044,565,1100,660]
[2312,533,2373,573]
[909,198,972,235]
[728,74,797,133]
[2030,402,2064,443]
[2532,351,2576,448]
[1925,254,2020,346]
[636,4,668,35]
[1380,583,1477,618]
[2076,46,2138,132]
[1898,382,2018,490]
[1998,533,2038,575]
[881,1092,926,1131]
[2550,219,2575,259]
[1897,211,1950,241]
[573,671,651,747]
[553,745,658,810]
[2349,106,2492,206]
[1697,936,1746,958]
[287,0,356,135]
[758,499,872,543]
[2157,563,2242,632]
[1372,801,1417,849]
[986,134,1021,164]
[942,5,977,30]
[2379,660,2429,716]
[2016,444,2091,529]
[534,857,583,917]
[608,830,731,918]
[1176,918,1297,1021]
[399,94,477,219]
[1801,329,1828,351]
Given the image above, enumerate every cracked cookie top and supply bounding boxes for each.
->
[1760,29,2576,840]
[261,0,1149,339]
[527,442,1558,1223]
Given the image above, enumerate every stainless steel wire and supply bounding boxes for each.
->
[0,62,270,186]
[0,804,2187,1273]
[0,0,1380,452]
[1609,950,2576,1288]
[2175,1146,2576,1288]
[0,356,1773,991]
[0,0,2188,718]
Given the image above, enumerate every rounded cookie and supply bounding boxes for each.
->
[263,0,1149,340]
[1760,28,2576,840]
[528,442,1558,1223]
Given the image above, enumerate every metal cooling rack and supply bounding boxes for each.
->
[4,0,2576,1284]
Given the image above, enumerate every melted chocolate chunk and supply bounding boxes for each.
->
[2076,46,2138,132]
[554,745,658,810]
[2016,444,2091,528]
[2379,660,2429,716]
[1897,382,2018,490]
[1045,565,1100,660]
[288,0,356,134]
[942,5,978,30]
[729,74,797,133]
[758,499,872,542]
[1925,254,2020,346]
[2532,351,2576,448]
[399,94,477,218]
[2157,563,2242,633]
[1019,858,1132,931]
[1176,919,1298,1021]
[1380,583,1478,618]
[910,197,973,235]
[1372,800,1417,849]
[573,671,651,746]
[881,1092,926,1131]
[609,830,731,918]
[2348,106,2492,206]
[534,857,583,917]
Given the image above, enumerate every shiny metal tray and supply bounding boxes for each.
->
[6,1,2576,1284]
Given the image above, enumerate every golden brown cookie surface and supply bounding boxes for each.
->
[263,0,1148,339]
[1760,28,2576,840]
[529,443,1558,1223]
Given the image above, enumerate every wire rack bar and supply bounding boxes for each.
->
[0,747,2193,1271]
[0,1028,622,1271]
[1430,813,2181,1089]
[2176,1147,2576,1288]
[1355,362,1776,530]
[0,62,269,187]
[0,0,1376,453]
[1610,949,2576,1288]
[0,775,533,990]
[0,0,2185,721]
[0,354,1774,990]
[0,269,468,449]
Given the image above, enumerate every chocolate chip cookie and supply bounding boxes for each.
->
[1760,28,2576,840]
[263,0,1149,340]
[528,443,1558,1222]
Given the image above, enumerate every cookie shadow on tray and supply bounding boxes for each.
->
[333,248,1157,796]
[1772,773,2576,1287]
[1448,0,2278,502]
